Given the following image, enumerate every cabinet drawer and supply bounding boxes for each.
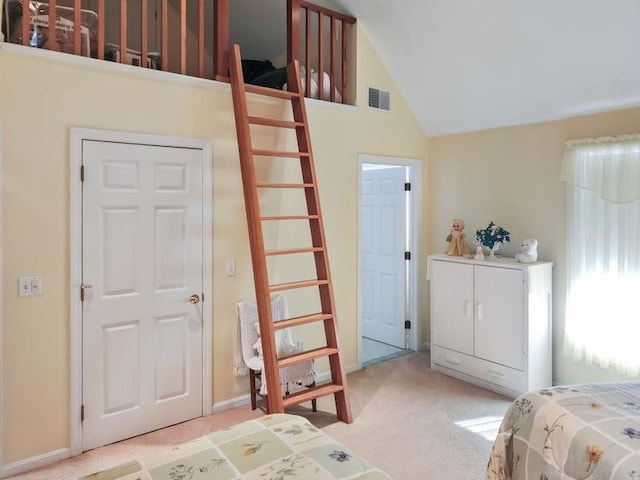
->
[431,345,475,377]
[474,357,525,393]
[432,345,526,394]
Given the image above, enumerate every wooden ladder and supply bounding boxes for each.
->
[229,44,352,423]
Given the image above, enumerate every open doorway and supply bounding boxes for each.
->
[359,155,420,366]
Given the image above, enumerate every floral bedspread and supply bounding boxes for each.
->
[486,382,640,480]
[81,413,391,480]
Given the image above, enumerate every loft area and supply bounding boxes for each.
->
[1,0,356,104]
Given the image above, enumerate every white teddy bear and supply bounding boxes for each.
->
[515,238,538,263]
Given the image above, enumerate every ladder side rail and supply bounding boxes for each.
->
[286,60,352,422]
[229,45,283,413]
[286,60,340,338]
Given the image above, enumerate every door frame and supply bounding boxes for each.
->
[69,128,213,456]
[357,154,422,363]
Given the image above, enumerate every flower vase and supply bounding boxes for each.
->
[489,243,500,258]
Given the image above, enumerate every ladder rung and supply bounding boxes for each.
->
[278,347,340,368]
[253,149,310,158]
[282,383,345,409]
[274,313,334,330]
[270,279,329,292]
[244,83,299,99]
[265,247,324,256]
[256,182,314,189]
[261,215,319,221]
[248,116,304,129]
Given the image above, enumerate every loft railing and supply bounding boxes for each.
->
[1,0,355,104]
[287,0,355,103]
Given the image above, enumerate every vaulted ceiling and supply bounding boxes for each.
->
[322,0,640,137]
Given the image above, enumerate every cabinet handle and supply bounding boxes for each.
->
[465,301,472,319]
[445,356,461,366]
[488,369,505,379]
[475,302,482,320]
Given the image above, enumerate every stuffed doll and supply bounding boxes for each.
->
[445,219,470,256]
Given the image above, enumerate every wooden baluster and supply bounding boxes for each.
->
[161,0,168,71]
[48,0,58,51]
[198,0,205,77]
[141,0,148,68]
[97,0,105,59]
[214,0,228,79]
[73,0,81,56]
[341,21,347,104]
[317,12,324,100]
[305,7,311,96]
[21,0,29,46]
[120,0,127,63]
[287,0,301,64]
[330,17,336,102]
[180,0,186,74]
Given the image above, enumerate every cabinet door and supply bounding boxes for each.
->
[430,260,474,355]
[474,266,524,370]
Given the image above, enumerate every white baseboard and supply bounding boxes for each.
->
[345,362,360,374]
[0,448,69,479]
[211,394,251,413]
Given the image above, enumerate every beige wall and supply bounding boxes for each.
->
[0,27,426,465]
[5,7,639,470]
[427,107,640,387]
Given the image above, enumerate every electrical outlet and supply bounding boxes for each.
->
[19,277,31,296]
[31,276,42,295]
[18,276,43,297]
[225,259,236,277]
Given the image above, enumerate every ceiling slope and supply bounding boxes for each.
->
[323,0,640,136]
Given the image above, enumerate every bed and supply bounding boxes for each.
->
[486,382,640,479]
[81,413,391,479]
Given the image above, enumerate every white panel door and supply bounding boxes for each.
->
[82,140,203,451]
[474,266,524,370]
[430,260,474,355]
[361,166,406,347]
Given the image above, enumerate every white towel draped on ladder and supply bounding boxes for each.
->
[234,294,316,395]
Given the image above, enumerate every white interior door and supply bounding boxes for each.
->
[81,140,204,451]
[361,165,407,348]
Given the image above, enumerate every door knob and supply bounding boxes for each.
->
[189,294,200,304]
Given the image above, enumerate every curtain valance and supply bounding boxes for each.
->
[561,134,640,203]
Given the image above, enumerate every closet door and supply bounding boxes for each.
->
[474,266,524,370]
[430,260,474,355]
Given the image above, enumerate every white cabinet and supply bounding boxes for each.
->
[428,254,552,398]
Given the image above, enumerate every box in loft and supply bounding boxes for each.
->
[105,43,161,70]
[29,13,90,55]
[2,0,97,56]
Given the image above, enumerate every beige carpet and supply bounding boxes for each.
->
[5,350,513,479]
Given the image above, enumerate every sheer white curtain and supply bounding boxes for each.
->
[561,134,640,376]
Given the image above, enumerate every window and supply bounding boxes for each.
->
[561,135,640,376]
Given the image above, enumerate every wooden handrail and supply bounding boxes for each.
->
[300,0,356,24]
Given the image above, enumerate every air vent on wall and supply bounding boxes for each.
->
[368,86,390,111]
